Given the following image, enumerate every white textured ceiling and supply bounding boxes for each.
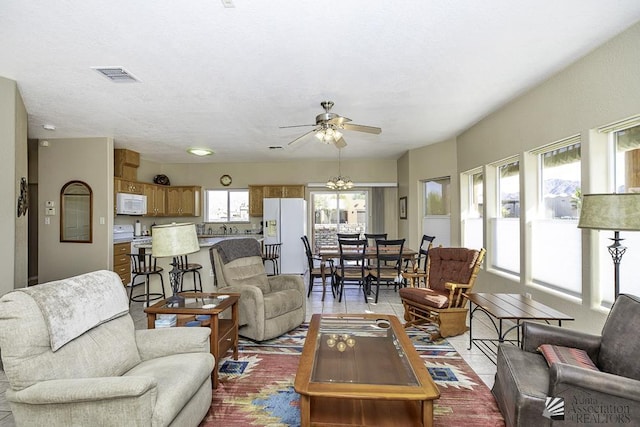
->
[2,1,640,163]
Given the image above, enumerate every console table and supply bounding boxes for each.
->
[464,293,573,363]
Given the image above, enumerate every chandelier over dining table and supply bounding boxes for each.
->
[326,148,353,190]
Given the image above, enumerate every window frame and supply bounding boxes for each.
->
[204,188,250,223]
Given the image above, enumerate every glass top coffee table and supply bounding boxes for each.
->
[295,314,440,426]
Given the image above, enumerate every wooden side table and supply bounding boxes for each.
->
[144,292,240,388]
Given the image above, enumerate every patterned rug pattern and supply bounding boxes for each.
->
[200,323,504,426]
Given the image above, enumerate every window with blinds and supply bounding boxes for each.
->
[530,135,582,297]
[491,157,520,275]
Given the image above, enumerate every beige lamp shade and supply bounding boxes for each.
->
[578,193,640,231]
[152,223,200,257]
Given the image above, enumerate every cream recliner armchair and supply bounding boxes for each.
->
[0,270,214,427]
[209,238,305,341]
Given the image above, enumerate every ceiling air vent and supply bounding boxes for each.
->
[92,67,140,83]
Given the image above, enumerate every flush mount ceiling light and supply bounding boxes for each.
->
[43,124,56,131]
[187,147,214,156]
[326,148,353,190]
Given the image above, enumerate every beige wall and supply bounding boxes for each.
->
[38,138,114,282]
[137,157,398,188]
[129,157,400,234]
[0,76,28,293]
[453,22,640,333]
[400,138,459,251]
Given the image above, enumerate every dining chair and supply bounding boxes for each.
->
[402,234,435,287]
[336,232,361,240]
[363,233,387,247]
[262,242,282,275]
[301,235,336,297]
[368,238,405,303]
[335,239,369,302]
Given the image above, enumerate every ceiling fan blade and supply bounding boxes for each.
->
[279,124,315,129]
[334,137,347,149]
[288,129,318,146]
[327,116,352,125]
[342,123,382,134]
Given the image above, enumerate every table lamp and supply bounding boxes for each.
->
[152,222,200,304]
[578,193,640,299]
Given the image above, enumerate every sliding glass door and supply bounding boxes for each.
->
[311,190,368,249]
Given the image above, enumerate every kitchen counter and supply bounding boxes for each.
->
[132,235,263,298]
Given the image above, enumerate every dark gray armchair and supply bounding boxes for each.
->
[492,294,640,427]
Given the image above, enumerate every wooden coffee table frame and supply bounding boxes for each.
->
[144,292,240,388]
[295,314,439,427]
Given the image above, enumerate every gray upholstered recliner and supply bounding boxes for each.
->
[209,238,305,342]
[492,294,640,427]
[0,270,214,427]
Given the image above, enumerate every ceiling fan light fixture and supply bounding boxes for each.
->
[187,147,214,156]
[315,128,343,144]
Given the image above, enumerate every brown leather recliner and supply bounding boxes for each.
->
[492,294,640,426]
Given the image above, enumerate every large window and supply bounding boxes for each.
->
[531,138,582,296]
[423,177,451,246]
[598,123,640,302]
[462,169,483,250]
[311,191,368,249]
[491,159,520,274]
[204,189,249,222]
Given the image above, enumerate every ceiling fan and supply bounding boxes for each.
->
[280,101,381,148]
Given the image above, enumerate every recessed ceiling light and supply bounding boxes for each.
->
[43,124,56,131]
[221,0,235,8]
[187,148,214,156]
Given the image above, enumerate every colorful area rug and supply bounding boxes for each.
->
[199,323,504,426]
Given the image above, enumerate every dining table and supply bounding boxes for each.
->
[316,246,418,301]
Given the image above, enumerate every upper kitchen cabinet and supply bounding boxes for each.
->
[143,183,166,217]
[166,186,201,217]
[249,184,305,217]
[114,177,144,195]
[114,149,140,181]
[248,185,264,217]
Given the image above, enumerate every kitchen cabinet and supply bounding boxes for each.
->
[113,242,131,286]
[143,183,166,217]
[114,149,140,181]
[248,184,305,217]
[248,185,264,217]
[114,177,144,195]
[166,185,201,217]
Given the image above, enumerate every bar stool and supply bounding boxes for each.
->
[175,255,203,293]
[262,243,282,275]
[128,253,166,307]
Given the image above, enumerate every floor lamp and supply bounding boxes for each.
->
[578,193,640,299]
[152,223,200,305]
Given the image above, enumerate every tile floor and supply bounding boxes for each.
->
[0,278,508,427]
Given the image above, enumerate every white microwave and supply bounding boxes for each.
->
[116,193,147,215]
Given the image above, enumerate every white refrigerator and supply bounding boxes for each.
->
[263,198,307,275]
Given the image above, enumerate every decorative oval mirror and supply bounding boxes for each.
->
[60,180,93,243]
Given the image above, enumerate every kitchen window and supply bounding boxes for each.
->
[204,189,249,223]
